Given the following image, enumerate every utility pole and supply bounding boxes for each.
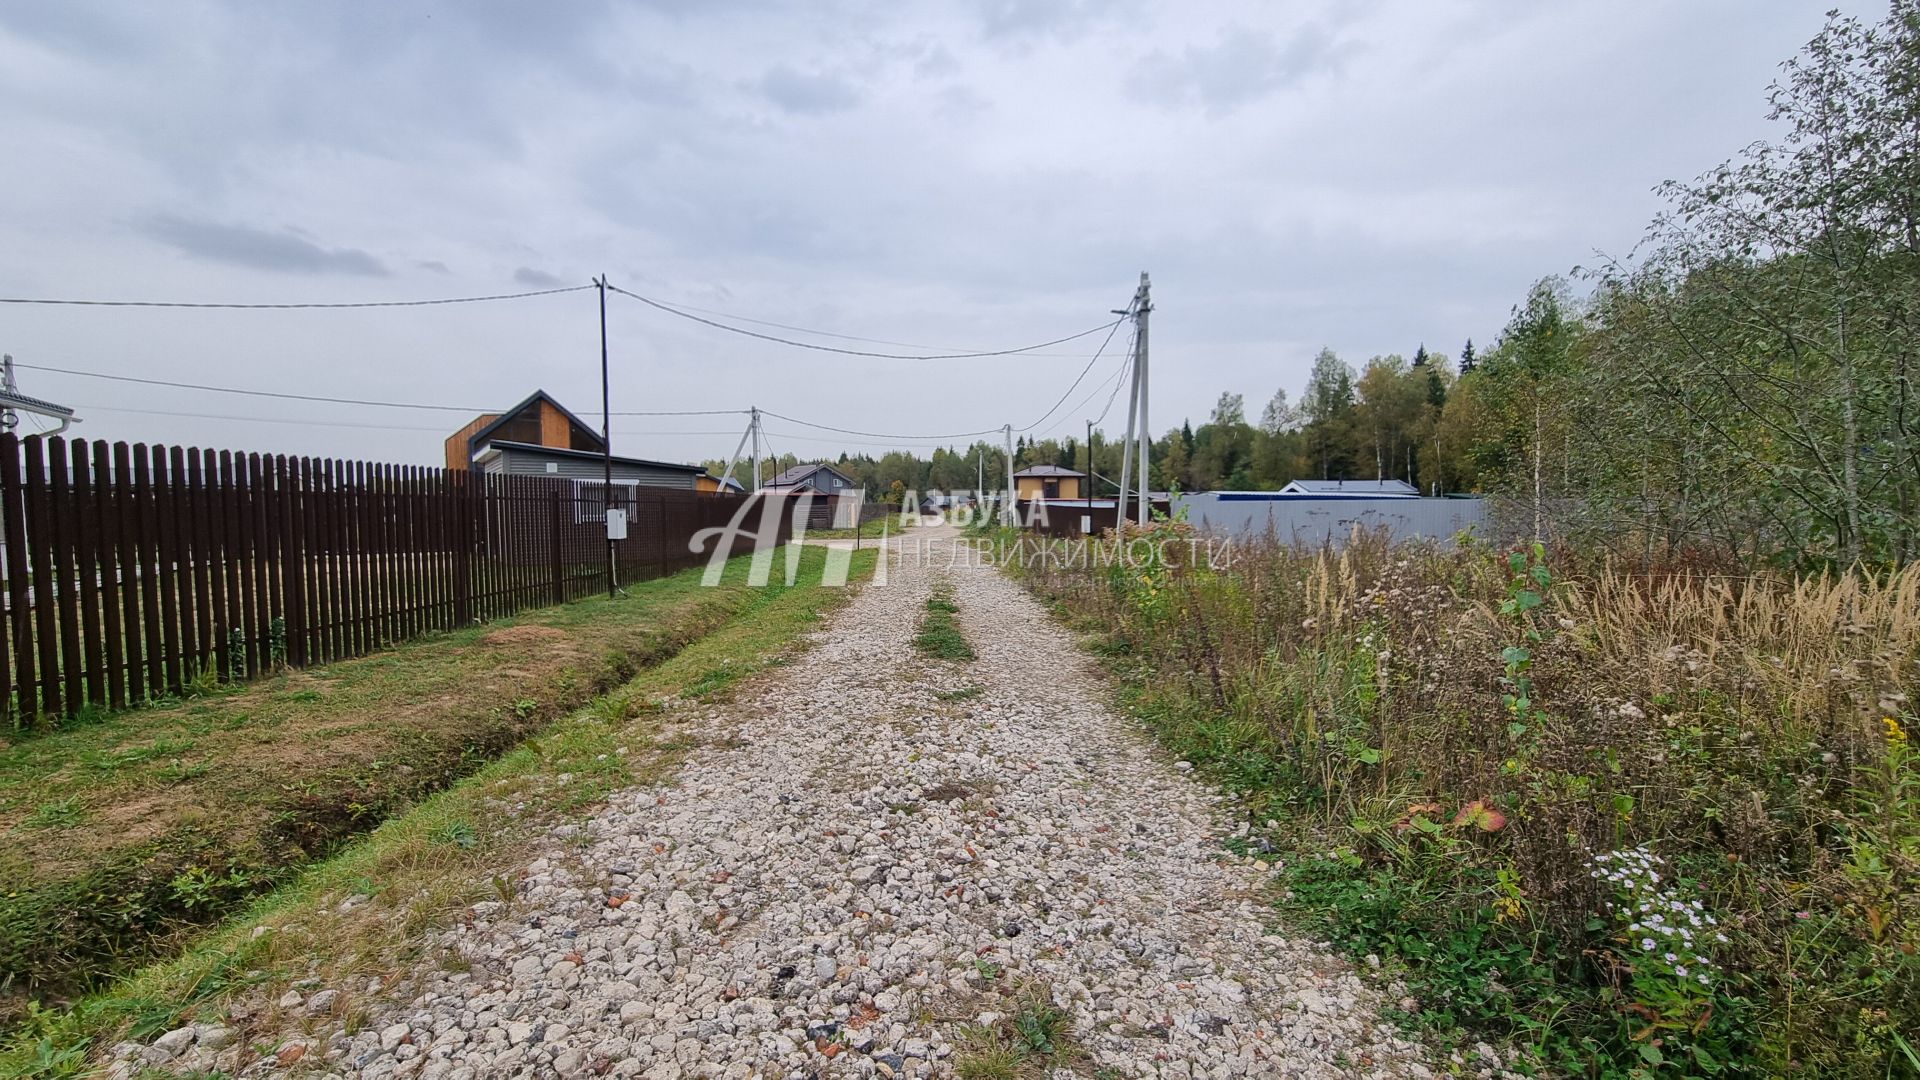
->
[750,406,763,490]
[1134,272,1151,526]
[1116,318,1140,531]
[597,276,616,598]
[1002,424,1016,526]
[1086,420,1094,502]
[718,412,752,490]
[1,355,16,431]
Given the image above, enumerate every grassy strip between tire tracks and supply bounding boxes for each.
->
[914,587,975,661]
[1,544,876,1077]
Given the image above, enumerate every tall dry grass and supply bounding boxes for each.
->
[1015,525,1919,1076]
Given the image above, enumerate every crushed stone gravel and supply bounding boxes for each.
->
[114,523,1443,1079]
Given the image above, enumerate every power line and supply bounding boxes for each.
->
[14,361,748,416]
[652,297,1111,357]
[761,426,989,449]
[1091,336,1137,427]
[75,403,745,437]
[758,408,1004,442]
[21,362,490,412]
[1015,304,1132,432]
[609,284,1122,361]
[0,284,596,309]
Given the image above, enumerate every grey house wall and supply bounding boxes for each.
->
[1173,494,1492,547]
[482,446,698,490]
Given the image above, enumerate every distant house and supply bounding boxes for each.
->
[444,389,606,471]
[1278,479,1418,498]
[696,471,745,495]
[1013,464,1086,501]
[762,462,860,530]
[763,462,857,495]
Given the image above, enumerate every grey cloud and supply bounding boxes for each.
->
[416,260,452,274]
[140,216,388,276]
[757,65,861,114]
[513,267,564,287]
[914,44,962,78]
[1127,24,1342,112]
[971,0,1134,42]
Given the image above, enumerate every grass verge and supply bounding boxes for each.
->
[914,586,975,661]
[0,544,872,1030]
[1,543,875,1078]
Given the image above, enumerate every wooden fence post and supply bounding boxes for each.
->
[0,434,34,724]
[550,488,564,606]
[278,456,306,668]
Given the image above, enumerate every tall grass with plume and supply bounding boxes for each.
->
[1012,524,1918,1076]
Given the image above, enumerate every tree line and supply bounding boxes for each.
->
[711,5,1917,568]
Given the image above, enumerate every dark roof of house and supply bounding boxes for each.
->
[704,472,745,492]
[765,462,855,488]
[1013,465,1086,478]
[478,440,704,474]
[465,389,605,453]
[1283,478,1418,495]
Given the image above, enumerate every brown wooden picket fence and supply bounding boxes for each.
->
[0,433,809,727]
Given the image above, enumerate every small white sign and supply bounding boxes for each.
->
[605,508,628,540]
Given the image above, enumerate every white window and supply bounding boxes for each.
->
[573,478,641,524]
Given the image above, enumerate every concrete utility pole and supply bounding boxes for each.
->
[1116,314,1141,531]
[597,276,616,597]
[750,406,763,490]
[1002,424,1016,525]
[718,412,752,490]
[1,355,16,431]
[1134,272,1151,526]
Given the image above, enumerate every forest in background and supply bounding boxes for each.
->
[722,0,1919,571]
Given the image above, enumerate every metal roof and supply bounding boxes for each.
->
[1281,478,1418,495]
[477,440,704,474]
[1012,464,1086,478]
[765,462,855,488]
[465,389,604,453]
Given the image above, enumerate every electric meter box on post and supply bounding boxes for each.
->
[605,509,627,540]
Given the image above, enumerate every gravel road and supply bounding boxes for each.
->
[119,523,1433,1079]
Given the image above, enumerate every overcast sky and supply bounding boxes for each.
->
[0,1,1831,467]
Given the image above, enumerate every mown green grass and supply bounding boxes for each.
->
[0,545,876,1078]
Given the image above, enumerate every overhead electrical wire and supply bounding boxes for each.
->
[1015,305,1132,433]
[1092,336,1138,427]
[73,403,744,438]
[609,283,1122,361]
[649,298,1109,358]
[0,284,596,309]
[758,408,1003,442]
[761,427,990,449]
[12,361,748,416]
